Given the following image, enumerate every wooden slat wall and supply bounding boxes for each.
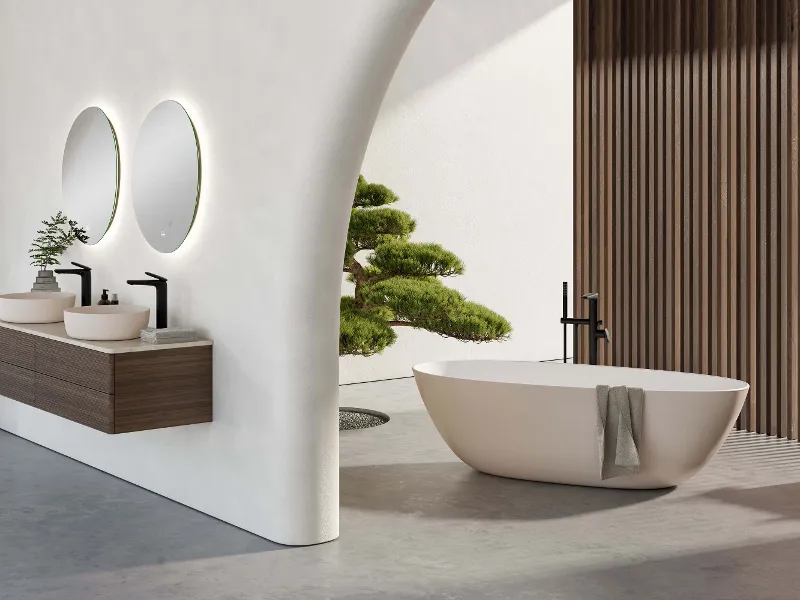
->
[574,0,800,438]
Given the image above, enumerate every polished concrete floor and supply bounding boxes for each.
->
[4,378,800,599]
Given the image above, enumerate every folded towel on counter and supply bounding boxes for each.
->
[596,385,644,480]
[140,327,198,344]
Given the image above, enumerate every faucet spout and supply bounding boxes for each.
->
[54,262,92,306]
[127,272,168,329]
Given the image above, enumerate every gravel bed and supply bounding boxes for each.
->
[339,408,389,431]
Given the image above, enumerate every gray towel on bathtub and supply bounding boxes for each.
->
[596,385,644,480]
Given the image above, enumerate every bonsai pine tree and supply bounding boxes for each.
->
[340,175,511,356]
[28,211,88,270]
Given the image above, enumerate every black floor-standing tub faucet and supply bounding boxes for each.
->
[560,282,610,366]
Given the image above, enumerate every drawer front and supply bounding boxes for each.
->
[0,360,36,406]
[115,346,213,433]
[36,337,114,394]
[36,373,114,433]
[0,327,36,370]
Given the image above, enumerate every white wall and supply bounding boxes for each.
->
[340,0,574,384]
[0,0,432,545]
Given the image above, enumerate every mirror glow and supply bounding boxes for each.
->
[62,107,119,245]
[132,100,201,253]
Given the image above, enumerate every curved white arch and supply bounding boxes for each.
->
[0,0,433,546]
[274,0,435,544]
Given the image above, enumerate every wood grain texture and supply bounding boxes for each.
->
[0,335,213,434]
[114,345,212,434]
[0,360,36,406]
[36,337,114,394]
[35,372,114,433]
[0,327,35,370]
[575,0,800,438]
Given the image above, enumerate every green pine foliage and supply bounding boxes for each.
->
[353,175,399,208]
[348,208,416,252]
[341,176,511,356]
[369,240,464,278]
[339,297,397,357]
[28,211,88,270]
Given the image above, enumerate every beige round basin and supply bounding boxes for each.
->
[64,305,150,341]
[0,292,76,323]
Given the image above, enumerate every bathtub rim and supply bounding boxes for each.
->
[412,360,750,395]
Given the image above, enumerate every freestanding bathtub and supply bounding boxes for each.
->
[413,360,749,489]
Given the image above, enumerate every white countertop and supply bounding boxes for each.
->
[0,320,213,354]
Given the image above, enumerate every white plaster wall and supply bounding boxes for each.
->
[0,0,432,545]
[340,0,574,384]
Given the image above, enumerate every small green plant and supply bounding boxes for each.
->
[28,211,88,270]
[341,175,511,356]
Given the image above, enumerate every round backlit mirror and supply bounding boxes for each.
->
[62,107,120,244]
[132,100,201,253]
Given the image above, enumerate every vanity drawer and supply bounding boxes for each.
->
[115,346,213,433]
[36,337,114,394]
[0,327,35,370]
[0,360,36,405]
[36,373,114,433]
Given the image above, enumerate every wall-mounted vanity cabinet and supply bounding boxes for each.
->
[0,321,212,433]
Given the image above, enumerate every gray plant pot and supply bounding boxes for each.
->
[31,270,61,292]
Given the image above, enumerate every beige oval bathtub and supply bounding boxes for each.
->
[413,360,749,489]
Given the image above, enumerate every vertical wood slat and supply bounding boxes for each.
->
[719,0,729,380]
[711,0,720,382]
[672,0,683,373]
[636,1,651,367]
[779,0,790,437]
[683,1,693,376]
[692,1,703,375]
[729,0,739,421]
[622,0,632,370]
[790,0,799,439]
[768,0,779,436]
[614,0,623,369]
[636,2,643,367]
[572,2,587,357]
[738,0,749,430]
[757,0,768,433]
[747,0,758,430]
[574,0,800,439]
[663,0,671,371]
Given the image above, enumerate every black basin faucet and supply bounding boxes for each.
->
[126,272,168,329]
[560,284,610,366]
[54,262,92,307]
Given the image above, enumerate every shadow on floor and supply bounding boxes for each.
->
[341,461,671,520]
[0,431,283,579]
[703,482,800,520]
[331,536,800,600]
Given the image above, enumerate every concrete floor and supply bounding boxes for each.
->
[4,378,800,599]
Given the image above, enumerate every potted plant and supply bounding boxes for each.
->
[28,211,88,292]
[340,176,511,429]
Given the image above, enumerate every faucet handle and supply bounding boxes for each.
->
[603,328,611,343]
[582,292,599,300]
[144,272,167,282]
[70,261,91,270]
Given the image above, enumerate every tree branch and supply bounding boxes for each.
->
[345,258,366,283]
[345,258,368,308]
[387,320,413,327]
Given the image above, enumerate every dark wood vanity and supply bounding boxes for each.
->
[0,322,212,433]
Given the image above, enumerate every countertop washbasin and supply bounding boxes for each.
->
[0,292,76,324]
[64,305,150,341]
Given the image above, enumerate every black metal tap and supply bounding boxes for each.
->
[560,283,610,366]
[54,262,92,306]
[126,272,168,329]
